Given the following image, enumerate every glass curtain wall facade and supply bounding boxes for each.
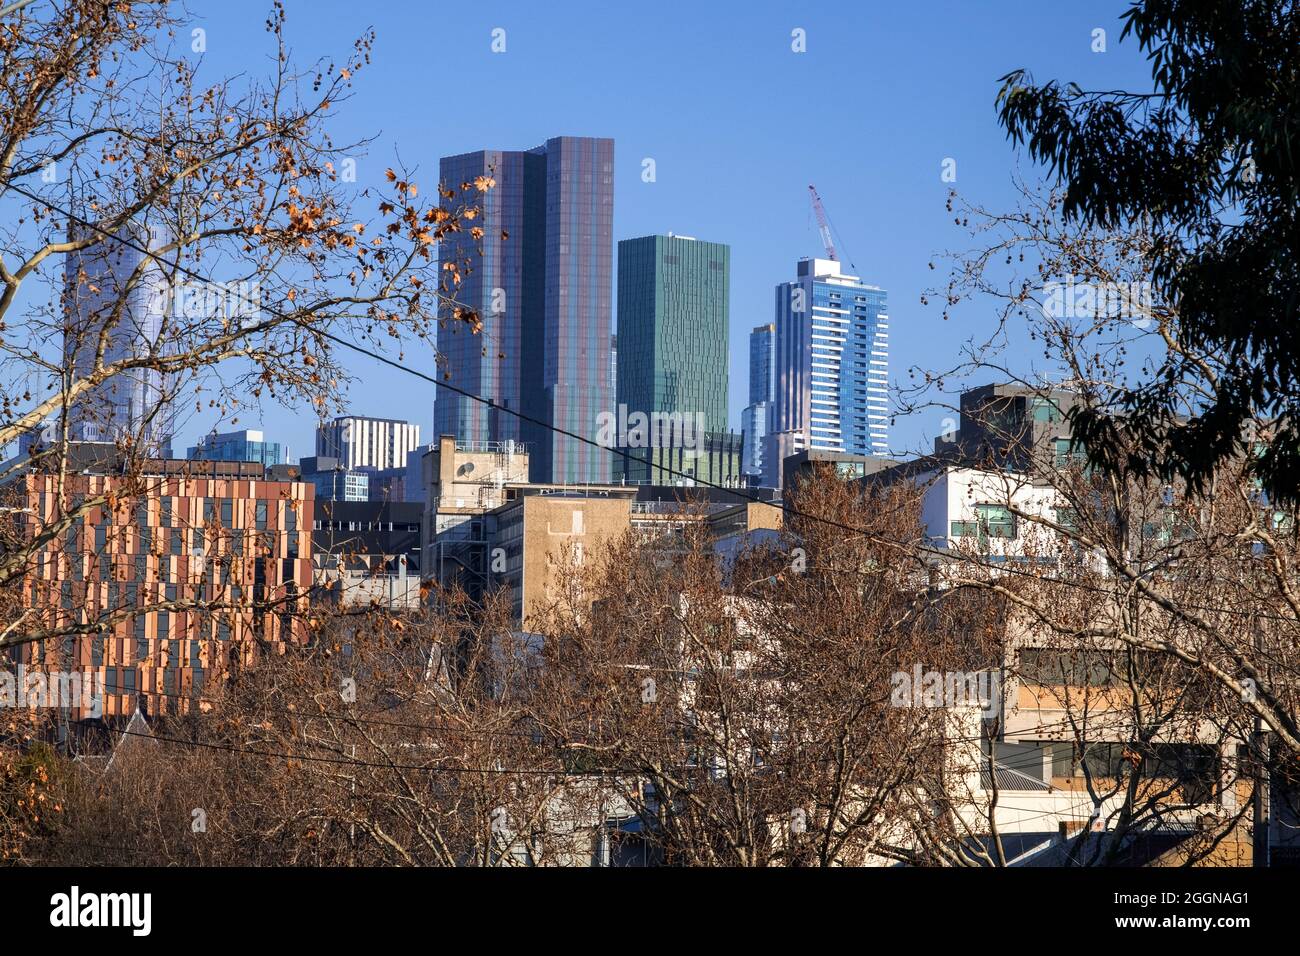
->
[187,429,287,467]
[435,136,614,485]
[615,235,733,485]
[63,222,175,456]
[742,323,775,478]
[434,149,542,450]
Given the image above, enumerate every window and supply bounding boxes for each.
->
[256,501,268,530]
[976,504,1016,538]
[952,505,1016,543]
[1031,397,1062,424]
[1054,507,1079,533]
[1055,437,1086,468]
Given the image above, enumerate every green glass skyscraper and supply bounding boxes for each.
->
[613,234,741,485]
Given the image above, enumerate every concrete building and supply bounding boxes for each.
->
[765,258,889,487]
[420,431,779,622]
[862,459,1068,565]
[906,614,1258,866]
[429,478,779,626]
[312,500,422,610]
[7,446,314,719]
[419,435,533,590]
[435,136,615,484]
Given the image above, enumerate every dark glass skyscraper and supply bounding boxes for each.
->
[742,323,775,477]
[435,136,614,484]
[616,234,729,433]
[748,322,775,407]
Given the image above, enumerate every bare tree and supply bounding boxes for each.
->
[0,0,491,657]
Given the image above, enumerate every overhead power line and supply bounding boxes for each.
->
[5,181,1299,627]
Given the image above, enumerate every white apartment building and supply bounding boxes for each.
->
[316,415,421,472]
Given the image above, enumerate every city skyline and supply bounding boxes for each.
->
[0,0,1291,884]
[148,0,1153,465]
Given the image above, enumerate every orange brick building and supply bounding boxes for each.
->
[9,454,314,718]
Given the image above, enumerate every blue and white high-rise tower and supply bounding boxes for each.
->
[764,258,888,487]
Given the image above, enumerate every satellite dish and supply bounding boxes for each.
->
[458,462,476,477]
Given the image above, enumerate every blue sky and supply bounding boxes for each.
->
[177,0,1153,461]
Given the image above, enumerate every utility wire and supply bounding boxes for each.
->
[6,181,1299,626]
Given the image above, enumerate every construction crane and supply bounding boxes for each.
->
[808,184,837,262]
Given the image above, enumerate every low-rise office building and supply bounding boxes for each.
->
[312,500,422,610]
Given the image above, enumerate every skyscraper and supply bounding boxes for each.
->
[765,258,888,487]
[315,415,421,473]
[613,234,741,486]
[63,222,175,456]
[749,322,775,407]
[742,323,775,478]
[435,136,614,485]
